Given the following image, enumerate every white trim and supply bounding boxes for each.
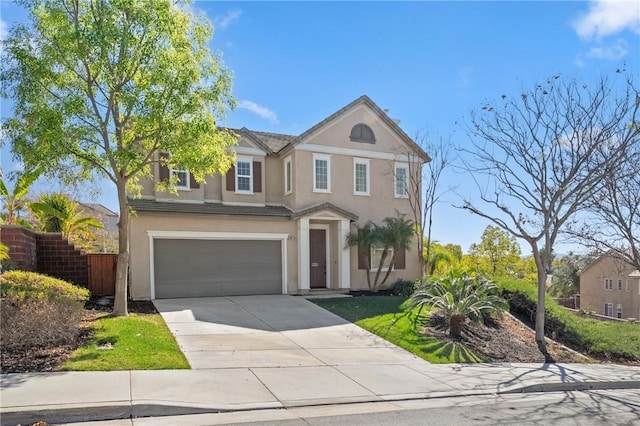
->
[394,162,409,198]
[221,201,267,207]
[233,146,267,156]
[371,245,394,272]
[154,198,204,204]
[298,144,421,162]
[284,155,293,195]
[170,168,190,191]
[353,157,370,196]
[313,153,331,193]
[147,230,289,298]
[310,224,331,289]
[203,199,222,204]
[338,219,351,289]
[235,155,254,195]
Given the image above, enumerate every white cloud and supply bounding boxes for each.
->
[573,0,640,39]
[586,39,628,60]
[213,9,243,30]
[237,100,278,123]
[0,18,8,40]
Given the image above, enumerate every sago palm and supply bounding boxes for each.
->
[410,273,508,338]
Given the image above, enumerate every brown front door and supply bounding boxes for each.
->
[310,229,327,288]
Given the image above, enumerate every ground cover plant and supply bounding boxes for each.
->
[498,278,640,363]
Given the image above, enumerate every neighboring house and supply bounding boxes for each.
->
[579,254,640,320]
[78,202,119,253]
[128,95,430,300]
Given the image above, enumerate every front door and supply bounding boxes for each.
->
[309,229,327,288]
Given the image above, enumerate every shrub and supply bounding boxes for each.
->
[1,270,90,304]
[392,279,415,297]
[410,272,508,338]
[0,271,90,352]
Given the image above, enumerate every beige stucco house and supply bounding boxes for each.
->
[579,254,640,320]
[128,95,430,300]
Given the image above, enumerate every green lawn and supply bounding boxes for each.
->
[312,296,484,363]
[62,313,190,371]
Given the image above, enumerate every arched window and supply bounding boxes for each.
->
[350,123,376,143]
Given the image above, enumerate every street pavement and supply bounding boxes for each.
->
[1,296,639,425]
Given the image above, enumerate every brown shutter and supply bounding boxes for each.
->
[226,165,236,191]
[358,244,370,270]
[159,153,170,182]
[253,161,262,193]
[189,173,200,189]
[394,248,405,270]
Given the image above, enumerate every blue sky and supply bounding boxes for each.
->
[1,1,639,253]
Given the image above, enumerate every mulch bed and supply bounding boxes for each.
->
[1,299,158,374]
[422,311,584,363]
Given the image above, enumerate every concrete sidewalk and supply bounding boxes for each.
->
[2,363,639,426]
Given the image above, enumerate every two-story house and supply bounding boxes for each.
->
[579,253,640,320]
[128,95,430,300]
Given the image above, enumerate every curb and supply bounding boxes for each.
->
[3,381,639,426]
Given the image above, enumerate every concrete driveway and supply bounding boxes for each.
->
[153,295,425,370]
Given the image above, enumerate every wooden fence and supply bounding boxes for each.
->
[87,253,117,296]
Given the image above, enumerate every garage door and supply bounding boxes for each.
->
[153,239,282,298]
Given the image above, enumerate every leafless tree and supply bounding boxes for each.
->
[570,145,640,271]
[401,131,453,277]
[459,73,639,362]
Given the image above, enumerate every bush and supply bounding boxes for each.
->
[0,271,90,352]
[1,270,90,304]
[392,279,415,297]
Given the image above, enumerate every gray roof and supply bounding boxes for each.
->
[79,203,118,217]
[227,128,295,154]
[128,199,292,218]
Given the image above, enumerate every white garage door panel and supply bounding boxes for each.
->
[154,239,282,298]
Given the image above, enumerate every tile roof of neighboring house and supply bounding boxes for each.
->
[292,202,358,221]
[128,199,292,218]
[227,95,430,160]
[79,203,118,217]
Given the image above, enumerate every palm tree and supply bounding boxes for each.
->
[0,243,9,261]
[346,213,415,292]
[410,272,508,338]
[0,169,41,225]
[30,193,102,240]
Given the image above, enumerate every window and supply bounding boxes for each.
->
[350,123,376,142]
[617,304,622,319]
[236,156,253,193]
[170,169,189,190]
[604,303,613,317]
[313,154,331,192]
[604,279,613,290]
[284,156,292,195]
[371,245,393,272]
[353,158,370,195]
[394,163,409,198]
[617,279,623,291]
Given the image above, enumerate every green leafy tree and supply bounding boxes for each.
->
[0,169,41,226]
[424,241,462,276]
[468,225,521,276]
[346,214,415,292]
[2,0,238,315]
[30,193,102,241]
[410,272,508,338]
[549,252,595,298]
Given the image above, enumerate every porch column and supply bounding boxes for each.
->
[338,219,351,289]
[298,218,310,292]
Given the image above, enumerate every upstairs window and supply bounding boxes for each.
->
[313,153,331,193]
[617,279,623,291]
[236,156,253,193]
[604,278,613,290]
[394,162,409,198]
[171,169,189,190]
[284,156,292,195]
[350,123,376,143]
[353,158,370,195]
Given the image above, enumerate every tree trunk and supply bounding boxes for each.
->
[112,180,129,317]
[449,314,465,339]
[535,260,554,363]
